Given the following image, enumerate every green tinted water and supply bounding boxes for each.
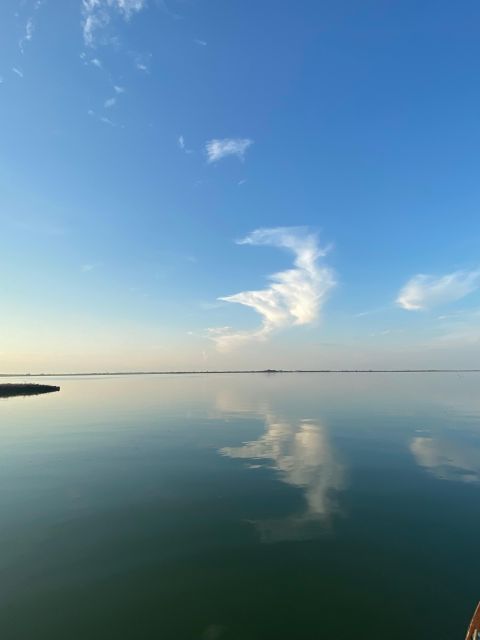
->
[1,373,479,639]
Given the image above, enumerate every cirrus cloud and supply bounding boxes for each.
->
[397,269,480,311]
[82,0,147,47]
[205,138,253,163]
[208,227,336,351]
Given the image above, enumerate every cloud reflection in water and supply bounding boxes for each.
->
[220,412,345,542]
[411,435,480,484]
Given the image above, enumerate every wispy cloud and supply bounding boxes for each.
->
[134,52,151,73]
[18,0,45,54]
[194,39,207,46]
[430,308,480,346]
[157,0,181,19]
[208,227,336,351]
[82,0,148,47]
[205,138,253,163]
[79,52,106,70]
[397,269,480,311]
[178,134,193,154]
[82,3,108,47]
[354,305,389,318]
[369,328,404,338]
[19,17,35,54]
[104,96,116,108]
[12,67,24,78]
[88,109,116,126]
[113,84,125,93]
[100,115,115,126]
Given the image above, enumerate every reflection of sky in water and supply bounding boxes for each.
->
[220,411,344,541]
[411,435,480,484]
[2,373,480,638]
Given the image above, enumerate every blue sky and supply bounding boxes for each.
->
[1,0,480,372]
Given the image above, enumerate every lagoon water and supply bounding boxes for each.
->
[1,372,480,639]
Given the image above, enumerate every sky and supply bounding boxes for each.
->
[1,0,480,372]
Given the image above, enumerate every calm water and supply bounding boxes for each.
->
[1,373,480,639]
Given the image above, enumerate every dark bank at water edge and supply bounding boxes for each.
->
[0,383,60,398]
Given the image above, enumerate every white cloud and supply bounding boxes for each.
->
[12,67,24,78]
[81,263,96,272]
[83,5,108,47]
[26,18,35,39]
[19,18,35,54]
[100,115,115,126]
[354,306,389,318]
[133,51,152,73]
[113,85,125,93]
[205,138,253,163]
[88,109,116,126]
[82,0,148,47]
[194,39,207,46]
[90,57,103,68]
[19,1,45,53]
[397,269,480,311]
[113,0,146,15]
[104,96,116,108]
[369,328,404,338]
[178,134,193,154]
[208,227,336,351]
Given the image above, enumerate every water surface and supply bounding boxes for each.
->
[1,373,479,639]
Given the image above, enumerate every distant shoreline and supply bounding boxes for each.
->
[0,369,479,377]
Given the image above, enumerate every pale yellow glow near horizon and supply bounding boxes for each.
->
[2,335,480,374]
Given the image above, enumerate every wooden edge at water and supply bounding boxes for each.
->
[0,384,60,398]
[465,602,480,640]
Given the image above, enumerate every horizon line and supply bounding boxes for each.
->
[1,369,480,377]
